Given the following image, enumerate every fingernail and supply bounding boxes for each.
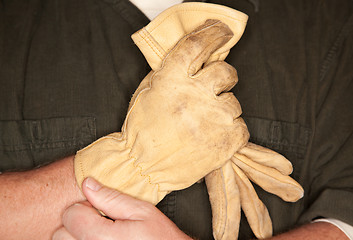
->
[85,177,102,191]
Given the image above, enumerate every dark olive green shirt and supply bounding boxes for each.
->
[1,0,352,239]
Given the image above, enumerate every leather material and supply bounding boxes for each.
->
[130,3,304,239]
[131,2,248,71]
[74,19,248,205]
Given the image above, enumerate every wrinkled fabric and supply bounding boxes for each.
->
[0,0,352,240]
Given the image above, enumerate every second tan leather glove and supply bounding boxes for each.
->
[74,19,249,205]
[206,143,304,239]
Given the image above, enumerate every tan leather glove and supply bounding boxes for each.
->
[74,19,249,205]
[130,2,304,240]
[131,2,248,70]
[206,143,304,239]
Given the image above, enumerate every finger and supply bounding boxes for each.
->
[215,92,243,121]
[52,227,76,240]
[231,163,273,239]
[163,19,233,75]
[238,142,293,175]
[232,154,304,202]
[62,202,119,240]
[205,162,241,240]
[82,177,154,220]
[194,61,238,96]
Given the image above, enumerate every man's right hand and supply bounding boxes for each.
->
[53,178,192,240]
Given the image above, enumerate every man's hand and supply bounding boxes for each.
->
[52,178,192,240]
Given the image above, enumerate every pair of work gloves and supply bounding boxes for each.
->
[74,3,304,239]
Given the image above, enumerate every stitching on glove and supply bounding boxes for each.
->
[75,155,85,188]
[130,155,162,194]
[137,29,165,60]
[92,134,163,193]
[144,7,247,61]
[148,9,247,34]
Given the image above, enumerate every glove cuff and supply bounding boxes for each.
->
[74,133,168,204]
[131,2,248,71]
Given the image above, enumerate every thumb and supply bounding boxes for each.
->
[82,177,151,220]
[164,19,233,75]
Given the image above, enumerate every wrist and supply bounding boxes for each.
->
[0,155,85,239]
[66,155,86,201]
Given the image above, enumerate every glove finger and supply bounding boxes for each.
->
[163,19,233,75]
[231,163,273,239]
[194,61,238,96]
[232,154,304,202]
[216,93,242,121]
[238,142,293,175]
[195,61,243,120]
[205,162,241,240]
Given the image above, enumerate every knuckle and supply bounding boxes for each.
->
[217,93,242,118]
[62,205,75,224]
[100,189,124,206]
[51,230,62,240]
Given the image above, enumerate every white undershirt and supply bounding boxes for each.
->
[128,1,353,239]
[129,0,183,20]
[314,218,353,239]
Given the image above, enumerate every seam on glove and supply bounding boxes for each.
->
[148,9,247,35]
[75,134,162,196]
[130,155,162,194]
[137,29,165,60]
[219,167,227,238]
[122,85,151,133]
[75,154,85,188]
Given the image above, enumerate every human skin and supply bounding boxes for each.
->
[0,155,84,240]
[0,157,349,240]
[266,221,349,240]
[52,177,193,240]
[54,179,349,240]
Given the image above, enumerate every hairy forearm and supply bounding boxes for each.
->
[0,155,85,240]
[267,222,349,240]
